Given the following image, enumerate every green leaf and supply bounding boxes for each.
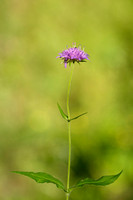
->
[57,103,68,120]
[80,60,86,62]
[70,171,122,190]
[70,112,88,122]
[12,171,66,192]
[69,61,72,66]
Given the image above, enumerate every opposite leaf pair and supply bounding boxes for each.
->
[12,171,122,193]
[57,103,88,122]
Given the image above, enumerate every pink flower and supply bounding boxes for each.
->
[57,44,89,68]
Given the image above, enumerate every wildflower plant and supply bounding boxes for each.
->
[12,43,122,200]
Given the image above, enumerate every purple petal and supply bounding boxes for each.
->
[64,62,67,68]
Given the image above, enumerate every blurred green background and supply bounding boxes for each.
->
[0,0,133,199]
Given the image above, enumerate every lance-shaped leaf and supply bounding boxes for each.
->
[12,171,66,192]
[69,112,88,122]
[57,103,68,120]
[70,171,122,190]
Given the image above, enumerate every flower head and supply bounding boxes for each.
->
[57,43,89,68]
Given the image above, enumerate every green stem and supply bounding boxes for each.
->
[66,65,74,200]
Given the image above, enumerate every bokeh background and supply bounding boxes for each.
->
[0,0,133,199]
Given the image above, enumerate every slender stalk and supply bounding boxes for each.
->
[66,65,74,200]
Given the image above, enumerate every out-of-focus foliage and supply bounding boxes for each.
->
[0,0,133,199]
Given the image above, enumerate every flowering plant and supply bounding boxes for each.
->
[12,44,122,200]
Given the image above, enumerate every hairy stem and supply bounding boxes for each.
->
[66,65,74,200]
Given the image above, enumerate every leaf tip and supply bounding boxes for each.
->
[118,170,123,176]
